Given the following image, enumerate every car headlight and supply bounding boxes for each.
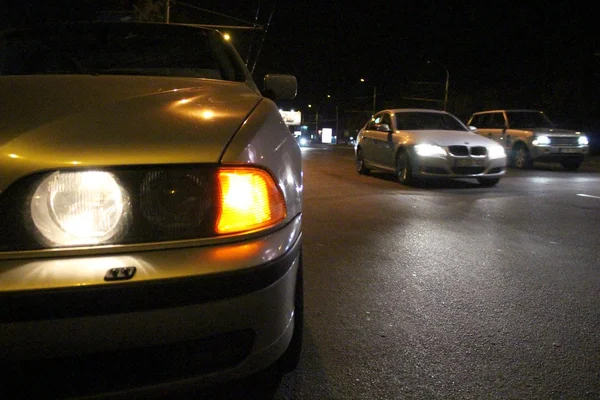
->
[532,135,551,146]
[414,144,447,157]
[487,145,506,159]
[299,137,308,146]
[31,171,129,246]
[578,135,589,146]
[1,165,286,251]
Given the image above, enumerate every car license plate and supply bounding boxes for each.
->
[560,148,580,153]
[455,158,485,167]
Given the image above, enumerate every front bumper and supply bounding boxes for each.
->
[413,154,506,179]
[0,216,302,398]
[530,145,588,162]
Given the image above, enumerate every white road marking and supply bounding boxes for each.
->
[577,194,600,200]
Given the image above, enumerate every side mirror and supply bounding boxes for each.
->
[263,74,297,100]
[375,123,391,132]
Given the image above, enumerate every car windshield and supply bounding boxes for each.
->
[394,112,467,131]
[506,111,555,129]
[0,22,245,80]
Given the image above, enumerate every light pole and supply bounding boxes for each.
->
[426,60,449,111]
[360,78,376,115]
[311,96,339,138]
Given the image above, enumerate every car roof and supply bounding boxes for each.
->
[382,108,449,114]
[471,109,544,115]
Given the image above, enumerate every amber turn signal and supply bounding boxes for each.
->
[216,167,286,234]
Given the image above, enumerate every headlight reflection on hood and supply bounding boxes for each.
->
[31,171,129,246]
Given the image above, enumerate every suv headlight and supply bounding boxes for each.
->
[532,135,551,146]
[578,135,589,146]
[1,165,286,251]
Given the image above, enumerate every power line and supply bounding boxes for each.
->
[250,0,277,74]
[172,1,261,27]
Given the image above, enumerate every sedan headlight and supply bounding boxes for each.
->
[487,145,506,159]
[414,144,447,157]
[1,165,286,251]
[532,135,551,146]
[31,171,129,246]
[578,135,589,146]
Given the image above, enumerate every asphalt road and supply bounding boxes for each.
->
[202,145,600,399]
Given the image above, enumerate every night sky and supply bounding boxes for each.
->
[2,0,599,133]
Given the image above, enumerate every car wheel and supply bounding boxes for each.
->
[560,159,582,171]
[513,145,533,169]
[396,149,414,185]
[356,148,370,174]
[477,177,500,186]
[277,251,304,373]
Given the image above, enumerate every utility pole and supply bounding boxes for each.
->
[166,0,170,23]
[372,86,377,115]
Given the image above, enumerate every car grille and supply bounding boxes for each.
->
[549,137,579,146]
[448,145,487,156]
[1,330,255,398]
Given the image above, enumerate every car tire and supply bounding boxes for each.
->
[396,149,414,185]
[356,147,370,175]
[277,251,304,373]
[560,159,582,171]
[477,177,500,186]
[512,145,533,169]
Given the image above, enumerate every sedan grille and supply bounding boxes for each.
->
[448,146,468,156]
[470,146,487,156]
[447,146,488,156]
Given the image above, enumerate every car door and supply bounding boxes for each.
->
[473,112,507,149]
[372,112,395,168]
[358,115,381,164]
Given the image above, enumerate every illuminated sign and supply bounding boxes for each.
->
[280,110,301,126]
[322,128,333,144]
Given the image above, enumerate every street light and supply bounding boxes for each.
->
[426,60,449,111]
[360,78,377,115]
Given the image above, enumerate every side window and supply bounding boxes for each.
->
[380,113,392,129]
[366,114,383,129]
[489,113,506,129]
[482,114,493,127]
[470,114,483,127]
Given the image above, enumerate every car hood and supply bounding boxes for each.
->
[404,129,498,147]
[0,75,261,188]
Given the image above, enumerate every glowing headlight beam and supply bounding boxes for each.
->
[414,144,447,157]
[487,145,507,159]
[31,171,128,246]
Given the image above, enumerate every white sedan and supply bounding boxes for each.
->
[355,109,507,186]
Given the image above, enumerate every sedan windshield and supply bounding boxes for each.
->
[0,22,245,80]
[394,112,467,131]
